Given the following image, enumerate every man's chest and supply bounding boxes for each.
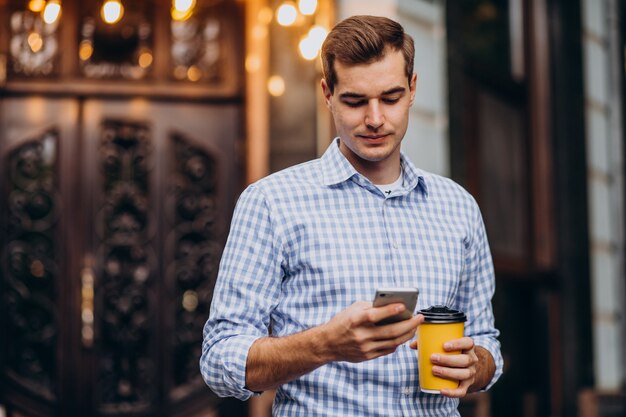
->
[274,200,467,325]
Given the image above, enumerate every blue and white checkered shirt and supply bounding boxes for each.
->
[201,139,503,417]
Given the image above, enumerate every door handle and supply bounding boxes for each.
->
[81,265,95,348]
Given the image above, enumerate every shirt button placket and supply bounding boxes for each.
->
[382,199,394,249]
[382,198,400,287]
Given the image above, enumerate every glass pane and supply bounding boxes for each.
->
[79,1,154,80]
[170,1,228,84]
[477,90,529,263]
[456,0,520,79]
[8,7,61,78]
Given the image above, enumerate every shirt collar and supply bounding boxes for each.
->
[319,138,429,197]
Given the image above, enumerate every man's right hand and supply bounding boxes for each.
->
[318,301,423,363]
[245,301,422,392]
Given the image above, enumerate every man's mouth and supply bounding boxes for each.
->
[358,134,390,140]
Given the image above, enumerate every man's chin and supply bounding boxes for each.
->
[355,150,394,163]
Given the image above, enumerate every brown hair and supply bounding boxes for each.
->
[321,15,415,94]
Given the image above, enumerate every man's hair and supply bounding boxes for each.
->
[321,15,415,94]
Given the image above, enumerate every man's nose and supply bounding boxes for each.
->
[365,100,385,129]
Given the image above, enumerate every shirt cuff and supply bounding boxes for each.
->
[473,337,504,391]
[206,334,263,401]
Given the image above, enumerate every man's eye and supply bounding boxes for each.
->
[383,97,401,104]
[344,101,366,107]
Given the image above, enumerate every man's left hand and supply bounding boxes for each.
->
[429,337,478,397]
[409,337,494,398]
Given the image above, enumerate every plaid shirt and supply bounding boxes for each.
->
[201,139,503,417]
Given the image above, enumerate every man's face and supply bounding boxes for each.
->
[321,48,416,181]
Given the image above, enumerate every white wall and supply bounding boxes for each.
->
[337,0,449,177]
[582,0,625,390]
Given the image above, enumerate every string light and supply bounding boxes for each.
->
[79,41,93,61]
[273,1,328,61]
[268,75,285,96]
[171,8,193,21]
[42,0,62,25]
[174,0,195,12]
[138,50,153,68]
[182,290,199,312]
[28,0,46,13]
[298,0,317,16]
[101,0,124,25]
[171,0,195,21]
[245,55,261,73]
[28,32,44,53]
[258,7,273,25]
[298,25,327,60]
[308,25,328,47]
[276,2,297,27]
[252,24,268,40]
[187,65,202,82]
[299,36,316,60]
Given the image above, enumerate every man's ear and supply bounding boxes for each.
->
[320,78,333,109]
[409,73,417,105]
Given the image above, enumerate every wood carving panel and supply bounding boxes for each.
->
[95,120,157,414]
[2,131,59,401]
[167,133,221,399]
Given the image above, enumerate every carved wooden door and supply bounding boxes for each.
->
[0,97,244,417]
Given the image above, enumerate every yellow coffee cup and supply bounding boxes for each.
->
[417,305,467,394]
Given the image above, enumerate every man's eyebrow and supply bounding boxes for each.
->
[338,92,366,100]
[381,87,407,95]
[338,87,407,100]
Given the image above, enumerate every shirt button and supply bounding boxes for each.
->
[392,241,399,249]
[403,387,412,396]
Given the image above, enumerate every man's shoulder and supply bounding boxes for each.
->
[421,170,476,205]
[247,158,322,195]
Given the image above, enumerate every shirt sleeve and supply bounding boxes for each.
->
[457,200,504,391]
[200,184,285,400]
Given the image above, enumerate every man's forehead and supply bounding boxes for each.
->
[333,72,409,97]
[332,50,408,93]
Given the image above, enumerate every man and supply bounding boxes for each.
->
[201,15,503,416]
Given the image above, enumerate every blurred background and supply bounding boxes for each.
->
[0,0,624,416]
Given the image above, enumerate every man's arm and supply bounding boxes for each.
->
[200,185,287,400]
[246,302,423,392]
[451,197,503,392]
[406,195,503,398]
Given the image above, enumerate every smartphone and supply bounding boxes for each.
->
[372,287,419,325]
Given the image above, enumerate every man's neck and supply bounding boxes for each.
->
[353,160,402,185]
[337,140,403,184]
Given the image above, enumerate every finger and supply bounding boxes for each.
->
[440,378,472,398]
[373,347,399,358]
[409,340,417,350]
[372,315,421,340]
[366,329,415,352]
[432,365,476,383]
[440,385,468,398]
[373,313,423,335]
[349,301,373,312]
[363,303,407,325]
[443,337,474,352]
[430,353,476,368]
[358,339,402,358]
